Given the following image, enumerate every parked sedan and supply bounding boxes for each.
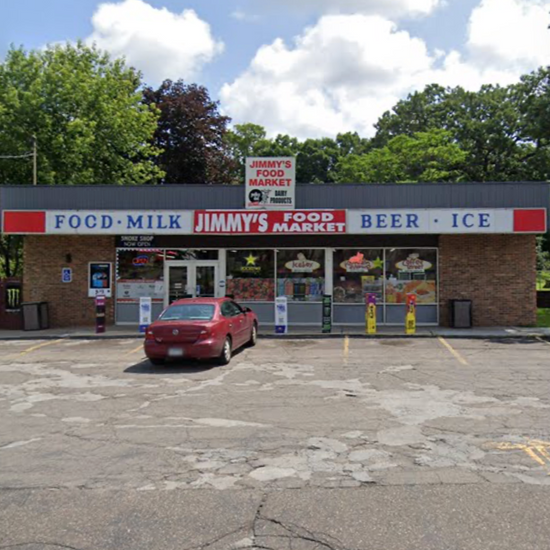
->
[144,298,258,365]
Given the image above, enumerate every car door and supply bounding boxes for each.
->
[230,301,250,347]
[220,301,240,345]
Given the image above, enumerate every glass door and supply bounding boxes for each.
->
[165,261,220,305]
[195,264,216,297]
[168,265,190,304]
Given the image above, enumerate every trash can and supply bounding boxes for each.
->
[22,302,41,331]
[449,299,472,329]
[39,302,50,329]
[21,301,50,331]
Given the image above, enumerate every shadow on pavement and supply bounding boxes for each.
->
[124,359,217,374]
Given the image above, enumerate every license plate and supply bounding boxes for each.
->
[168,347,184,357]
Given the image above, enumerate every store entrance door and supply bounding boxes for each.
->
[165,261,219,306]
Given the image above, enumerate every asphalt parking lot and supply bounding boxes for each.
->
[1,336,550,549]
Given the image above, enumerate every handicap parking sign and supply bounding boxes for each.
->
[62,268,72,283]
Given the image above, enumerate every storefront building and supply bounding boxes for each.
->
[0,182,548,329]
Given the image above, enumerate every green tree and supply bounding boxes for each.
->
[0,43,162,185]
[373,83,544,182]
[335,129,467,183]
[0,42,163,277]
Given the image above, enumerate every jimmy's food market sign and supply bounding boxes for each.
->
[2,208,546,234]
[245,157,296,210]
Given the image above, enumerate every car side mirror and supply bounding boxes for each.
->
[243,307,252,313]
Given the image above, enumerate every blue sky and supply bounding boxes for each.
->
[1,0,549,138]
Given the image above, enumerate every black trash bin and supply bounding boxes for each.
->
[21,301,50,331]
[449,299,472,329]
[39,302,50,329]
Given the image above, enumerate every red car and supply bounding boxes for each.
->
[144,298,258,365]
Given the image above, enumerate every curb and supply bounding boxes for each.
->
[0,333,547,342]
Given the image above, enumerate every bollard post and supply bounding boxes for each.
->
[366,293,377,335]
[406,294,417,335]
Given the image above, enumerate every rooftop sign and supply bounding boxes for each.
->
[245,157,295,210]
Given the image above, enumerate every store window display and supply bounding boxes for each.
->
[276,249,325,301]
[333,249,383,303]
[227,250,275,301]
[385,249,437,304]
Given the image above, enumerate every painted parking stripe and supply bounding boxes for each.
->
[437,336,469,366]
[17,339,65,356]
[125,343,144,356]
[536,337,550,347]
[343,336,349,364]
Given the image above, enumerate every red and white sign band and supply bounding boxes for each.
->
[2,208,546,235]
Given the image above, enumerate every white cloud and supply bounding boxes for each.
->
[467,0,550,72]
[220,1,550,139]
[231,9,260,22]
[255,0,442,18]
[86,0,224,83]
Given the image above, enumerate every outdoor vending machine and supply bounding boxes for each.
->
[366,293,377,335]
[406,294,417,335]
[95,296,106,334]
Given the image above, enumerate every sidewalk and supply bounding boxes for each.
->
[0,325,549,341]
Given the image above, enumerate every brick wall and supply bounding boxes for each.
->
[439,234,537,327]
[23,236,116,328]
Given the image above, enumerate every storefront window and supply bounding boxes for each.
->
[164,250,218,261]
[276,249,325,301]
[333,249,383,304]
[226,250,275,301]
[116,250,164,303]
[385,249,437,304]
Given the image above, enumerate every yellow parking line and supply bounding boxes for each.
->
[438,336,469,366]
[343,336,349,364]
[536,337,550,347]
[18,338,64,356]
[125,343,144,356]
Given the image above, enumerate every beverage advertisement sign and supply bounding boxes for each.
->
[322,294,332,334]
[88,262,112,298]
[139,297,152,333]
[406,294,417,335]
[245,157,295,210]
[366,293,377,335]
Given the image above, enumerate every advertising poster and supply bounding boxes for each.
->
[245,157,295,210]
[88,262,112,298]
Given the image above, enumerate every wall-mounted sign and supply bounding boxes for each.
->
[396,254,432,273]
[4,282,21,311]
[285,254,321,273]
[246,157,295,210]
[194,210,346,234]
[62,267,72,283]
[348,209,547,234]
[116,235,157,248]
[88,262,112,298]
[2,211,193,235]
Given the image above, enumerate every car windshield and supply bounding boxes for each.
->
[160,304,215,321]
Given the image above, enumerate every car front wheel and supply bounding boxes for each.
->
[218,337,232,365]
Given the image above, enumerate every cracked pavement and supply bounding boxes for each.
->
[1,336,550,549]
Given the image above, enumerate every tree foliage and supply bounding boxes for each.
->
[335,129,467,183]
[0,42,162,185]
[143,80,235,183]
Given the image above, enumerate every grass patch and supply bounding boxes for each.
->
[537,271,550,290]
[537,309,550,327]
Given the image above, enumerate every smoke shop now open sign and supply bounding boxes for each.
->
[194,210,346,234]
